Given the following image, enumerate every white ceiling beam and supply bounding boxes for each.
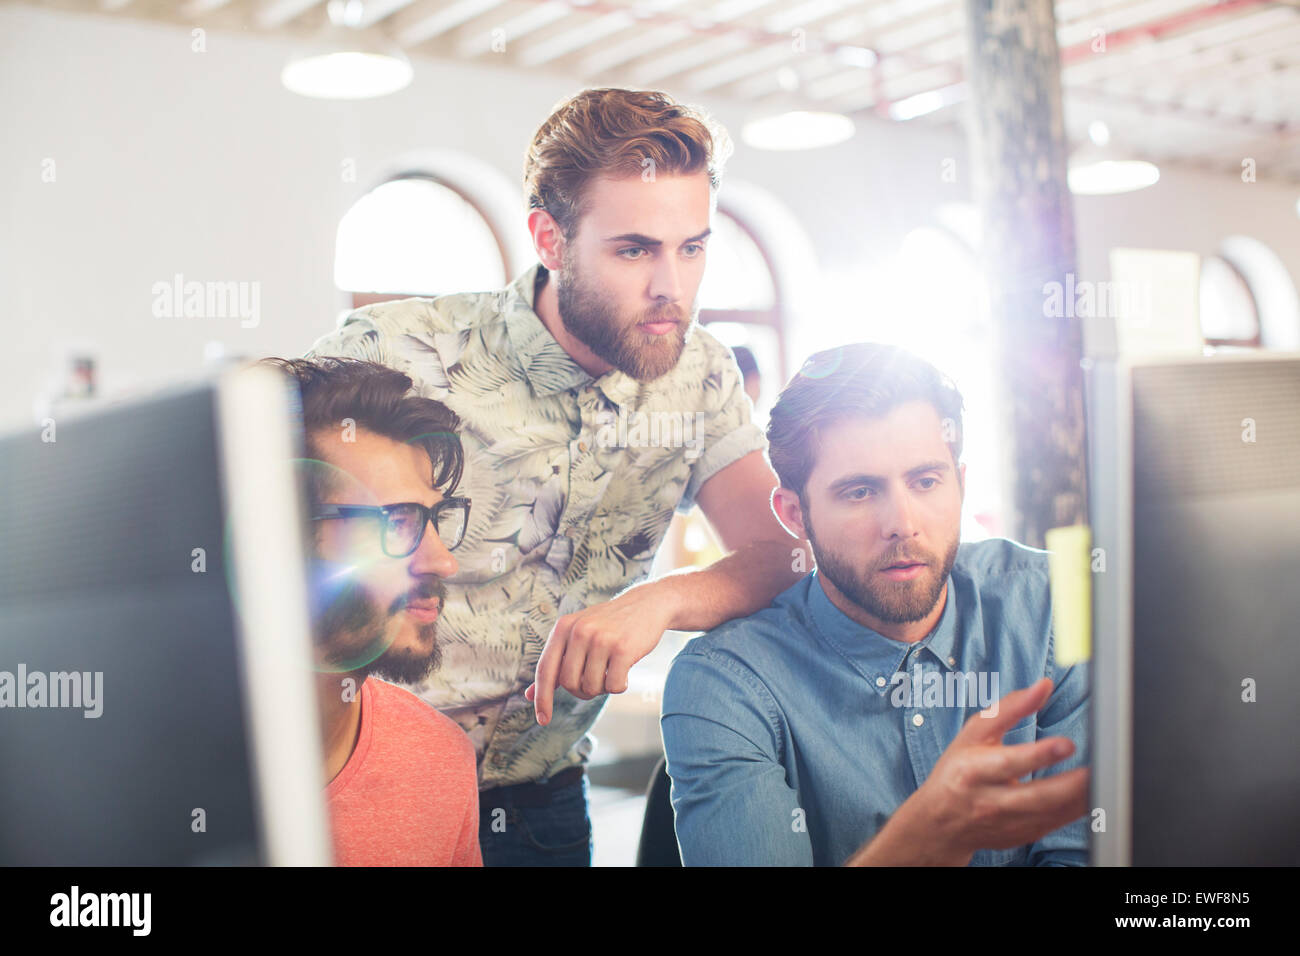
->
[631,33,749,84]
[800,64,877,101]
[1057,0,1235,47]
[1063,8,1300,85]
[762,0,855,34]
[687,42,799,91]
[456,2,570,58]
[871,10,962,55]
[1066,84,1297,136]
[181,0,235,15]
[579,23,689,73]
[394,0,507,48]
[856,0,950,31]
[878,62,960,102]
[728,3,879,101]
[355,0,422,29]
[575,0,735,75]
[731,55,840,98]
[707,0,779,21]
[255,0,325,30]
[517,11,636,67]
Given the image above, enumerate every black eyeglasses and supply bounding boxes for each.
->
[312,497,472,557]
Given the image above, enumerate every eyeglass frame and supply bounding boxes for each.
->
[310,497,472,557]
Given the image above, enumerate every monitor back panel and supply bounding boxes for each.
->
[1128,358,1300,865]
[0,387,260,865]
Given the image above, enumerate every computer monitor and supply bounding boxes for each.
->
[1087,352,1300,865]
[0,365,330,865]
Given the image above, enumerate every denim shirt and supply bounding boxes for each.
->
[660,538,1089,867]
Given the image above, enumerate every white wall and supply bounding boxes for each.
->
[2,2,1298,431]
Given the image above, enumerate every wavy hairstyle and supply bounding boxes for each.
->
[523,87,733,240]
[261,356,464,510]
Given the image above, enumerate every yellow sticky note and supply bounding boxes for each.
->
[1045,525,1092,667]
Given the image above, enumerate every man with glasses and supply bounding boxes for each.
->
[266,356,482,866]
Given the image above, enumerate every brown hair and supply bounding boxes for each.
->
[260,357,464,510]
[523,87,733,240]
[766,344,965,501]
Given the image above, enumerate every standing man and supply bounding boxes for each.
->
[306,87,807,865]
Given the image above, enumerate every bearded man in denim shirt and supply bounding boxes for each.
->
[661,343,1090,866]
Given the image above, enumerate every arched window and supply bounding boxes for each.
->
[334,174,509,309]
[695,208,786,417]
[811,212,1002,541]
[1211,236,1300,352]
[697,210,777,312]
[1199,255,1261,347]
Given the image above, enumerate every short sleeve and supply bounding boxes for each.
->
[676,345,766,514]
[660,647,813,866]
[303,302,456,398]
[454,774,483,867]
[306,310,394,363]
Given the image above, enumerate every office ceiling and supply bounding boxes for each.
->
[25,0,1300,180]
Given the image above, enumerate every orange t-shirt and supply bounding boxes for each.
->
[326,676,482,866]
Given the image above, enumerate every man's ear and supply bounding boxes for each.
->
[771,486,808,540]
[528,208,565,272]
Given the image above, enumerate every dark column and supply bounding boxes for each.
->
[963,0,1089,547]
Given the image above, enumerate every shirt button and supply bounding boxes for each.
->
[539,603,552,615]
[912,713,925,727]
[875,676,886,688]
[948,656,956,667]
[578,441,588,452]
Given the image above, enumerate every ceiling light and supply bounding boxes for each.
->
[888,82,967,121]
[833,45,878,69]
[741,111,855,151]
[282,6,412,100]
[1069,158,1160,195]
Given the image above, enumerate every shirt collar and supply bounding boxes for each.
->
[502,262,641,408]
[806,568,963,696]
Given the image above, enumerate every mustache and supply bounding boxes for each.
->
[876,546,932,570]
[388,578,447,615]
[642,305,684,324]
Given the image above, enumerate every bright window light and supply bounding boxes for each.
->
[335,178,505,294]
[696,212,776,311]
[810,227,1001,539]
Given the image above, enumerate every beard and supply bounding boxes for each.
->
[805,506,959,625]
[313,569,444,685]
[554,248,695,382]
